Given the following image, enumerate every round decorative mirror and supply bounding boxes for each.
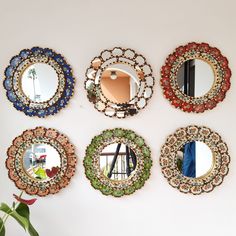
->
[99,143,137,181]
[161,42,231,113]
[84,128,152,197]
[176,59,215,97]
[6,127,77,196]
[160,126,230,195]
[21,63,59,102]
[85,47,155,118]
[3,47,75,117]
[23,143,61,181]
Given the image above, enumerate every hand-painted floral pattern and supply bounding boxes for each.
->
[160,125,230,195]
[161,42,231,113]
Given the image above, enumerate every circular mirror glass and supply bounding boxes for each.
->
[23,143,61,180]
[99,143,137,180]
[21,63,59,102]
[177,141,213,178]
[100,64,139,103]
[177,59,215,97]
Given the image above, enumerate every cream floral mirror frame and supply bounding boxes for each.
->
[85,47,155,118]
[160,125,230,195]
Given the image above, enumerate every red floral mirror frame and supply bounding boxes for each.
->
[161,42,231,113]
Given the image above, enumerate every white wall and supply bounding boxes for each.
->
[0,0,235,235]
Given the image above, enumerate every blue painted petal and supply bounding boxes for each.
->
[37,109,46,117]
[25,108,36,116]
[63,65,71,75]
[66,76,75,85]
[31,47,43,55]
[65,88,73,97]
[10,56,21,67]
[5,66,14,78]
[14,102,24,111]
[20,49,31,59]
[3,79,12,90]
[44,48,54,57]
[7,91,16,102]
[54,54,65,65]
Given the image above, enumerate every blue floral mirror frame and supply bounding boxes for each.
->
[3,47,75,117]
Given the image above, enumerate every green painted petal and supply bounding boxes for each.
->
[135,137,145,147]
[113,128,124,137]
[113,189,125,197]
[125,131,136,140]
[101,186,113,195]
[102,130,113,139]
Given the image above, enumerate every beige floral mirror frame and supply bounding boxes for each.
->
[160,125,230,195]
[6,127,77,197]
[85,47,155,118]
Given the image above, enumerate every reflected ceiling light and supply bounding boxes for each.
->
[110,70,117,80]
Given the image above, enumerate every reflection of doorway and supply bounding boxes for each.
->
[100,66,138,103]
[101,70,137,103]
[177,60,195,97]
[101,74,132,103]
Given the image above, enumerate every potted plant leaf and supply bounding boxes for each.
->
[0,191,39,236]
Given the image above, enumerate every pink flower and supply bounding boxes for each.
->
[13,194,37,205]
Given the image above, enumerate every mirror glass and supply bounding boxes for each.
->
[23,143,61,180]
[177,141,213,178]
[21,63,58,102]
[99,143,137,180]
[100,64,139,103]
[177,59,214,97]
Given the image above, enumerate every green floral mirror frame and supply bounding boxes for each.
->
[6,127,77,197]
[160,125,230,195]
[84,128,152,197]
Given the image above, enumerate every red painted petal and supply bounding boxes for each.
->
[13,194,37,205]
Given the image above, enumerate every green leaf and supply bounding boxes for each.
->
[16,203,39,236]
[0,203,29,231]
[0,217,5,236]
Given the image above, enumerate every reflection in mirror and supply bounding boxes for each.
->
[177,141,213,178]
[100,143,137,180]
[23,143,61,180]
[177,59,214,97]
[21,63,58,102]
[100,64,139,103]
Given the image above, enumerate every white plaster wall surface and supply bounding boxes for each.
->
[0,0,235,235]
